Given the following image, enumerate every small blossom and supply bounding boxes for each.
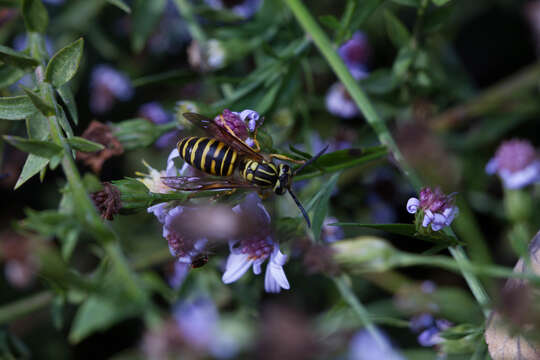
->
[239,109,263,132]
[349,328,405,360]
[89,65,134,114]
[138,102,180,149]
[90,182,122,220]
[406,187,458,231]
[204,0,262,19]
[222,194,290,293]
[77,121,124,173]
[485,139,540,189]
[410,314,452,347]
[338,31,370,79]
[215,109,249,140]
[175,100,200,128]
[321,216,344,243]
[188,39,226,71]
[325,82,361,119]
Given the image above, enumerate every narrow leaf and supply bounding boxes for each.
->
[21,0,49,33]
[131,0,166,53]
[383,10,411,48]
[45,38,84,88]
[0,95,35,120]
[432,0,451,5]
[57,85,78,124]
[0,44,39,70]
[305,173,340,241]
[15,154,49,189]
[107,0,130,13]
[66,137,104,152]
[20,85,55,116]
[4,135,62,158]
[0,65,26,89]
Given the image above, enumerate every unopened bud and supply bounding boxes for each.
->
[331,237,399,273]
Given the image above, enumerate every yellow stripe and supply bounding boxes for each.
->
[243,160,251,179]
[201,138,216,171]
[211,142,225,175]
[227,150,237,176]
[257,168,273,176]
[221,147,231,176]
[180,137,193,159]
[255,176,272,184]
[190,137,205,164]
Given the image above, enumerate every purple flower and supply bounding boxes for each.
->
[138,102,180,149]
[173,297,239,358]
[321,216,344,243]
[485,139,540,189]
[146,1,189,55]
[89,65,134,114]
[13,34,55,57]
[42,0,64,4]
[325,82,362,119]
[222,194,290,293]
[215,109,262,148]
[407,187,458,231]
[204,0,262,19]
[338,31,370,80]
[349,328,405,360]
[410,314,452,347]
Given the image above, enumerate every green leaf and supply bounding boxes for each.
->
[66,137,104,152]
[392,46,414,79]
[56,105,74,138]
[432,0,451,5]
[319,15,341,31]
[25,111,49,140]
[349,0,384,29]
[424,3,454,33]
[111,118,173,150]
[294,146,388,181]
[0,65,25,89]
[332,223,461,245]
[359,69,398,94]
[69,296,139,343]
[20,85,55,116]
[4,135,63,158]
[305,172,340,240]
[0,44,39,70]
[57,85,78,124]
[14,154,49,189]
[391,0,421,6]
[383,10,411,48]
[21,0,49,33]
[107,0,130,13]
[45,38,84,88]
[131,0,166,53]
[0,95,35,120]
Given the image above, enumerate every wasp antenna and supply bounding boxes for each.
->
[294,145,329,176]
[288,189,311,227]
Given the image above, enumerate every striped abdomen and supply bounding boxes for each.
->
[240,159,278,188]
[177,136,238,176]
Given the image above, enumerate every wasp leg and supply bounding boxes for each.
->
[257,189,271,200]
[250,129,261,152]
[269,153,306,164]
[211,189,237,201]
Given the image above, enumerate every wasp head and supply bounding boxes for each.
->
[273,164,292,195]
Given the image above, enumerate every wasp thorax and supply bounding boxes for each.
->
[273,164,292,195]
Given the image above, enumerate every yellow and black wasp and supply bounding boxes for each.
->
[161,112,327,227]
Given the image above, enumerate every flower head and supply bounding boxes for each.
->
[406,187,458,231]
[214,108,262,148]
[188,39,226,71]
[204,0,262,19]
[349,328,405,360]
[338,31,370,79]
[325,82,363,119]
[89,64,134,114]
[76,121,124,173]
[222,193,290,293]
[410,314,452,347]
[90,182,122,220]
[485,139,540,189]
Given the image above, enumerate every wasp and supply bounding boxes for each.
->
[161,112,327,227]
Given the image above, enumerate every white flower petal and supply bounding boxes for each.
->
[222,253,253,284]
[406,197,420,214]
[166,148,180,176]
[500,161,540,189]
[422,210,433,228]
[431,213,446,231]
[252,259,263,275]
[147,203,168,224]
[264,245,290,293]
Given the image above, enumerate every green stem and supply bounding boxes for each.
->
[173,0,206,44]
[0,291,53,325]
[333,275,386,348]
[283,0,491,315]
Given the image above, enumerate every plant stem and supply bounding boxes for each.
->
[430,61,540,130]
[0,291,53,325]
[283,0,491,315]
[333,275,386,347]
[173,0,206,44]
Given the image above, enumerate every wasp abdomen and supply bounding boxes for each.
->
[177,136,237,177]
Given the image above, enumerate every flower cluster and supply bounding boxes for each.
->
[215,109,263,148]
[89,64,133,114]
[407,187,458,231]
[326,32,370,119]
[485,139,540,189]
[410,313,452,347]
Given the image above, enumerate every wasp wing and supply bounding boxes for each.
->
[161,176,259,191]
[183,112,265,162]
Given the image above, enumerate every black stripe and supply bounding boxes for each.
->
[181,137,196,164]
[214,144,228,176]
[221,148,234,176]
[254,170,275,182]
[193,138,210,171]
[204,140,220,174]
